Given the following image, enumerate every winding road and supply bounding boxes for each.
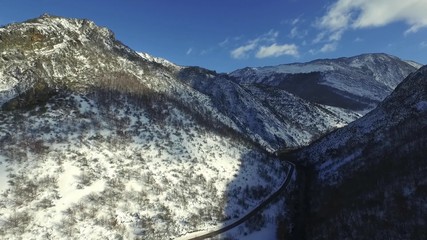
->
[175,161,295,240]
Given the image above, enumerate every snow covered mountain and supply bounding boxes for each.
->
[231,54,420,112]
[0,15,358,151]
[280,65,427,239]
[0,14,423,240]
[0,14,289,239]
[176,66,363,150]
[0,14,419,151]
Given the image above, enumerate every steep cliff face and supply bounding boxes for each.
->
[282,66,427,240]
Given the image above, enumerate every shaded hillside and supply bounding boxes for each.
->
[280,66,427,240]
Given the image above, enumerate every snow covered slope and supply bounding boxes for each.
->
[174,53,418,150]
[0,15,289,239]
[231,53,420,112]
[177,67,361,150]
[0,92,288,239]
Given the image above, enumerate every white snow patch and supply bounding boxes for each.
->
[0,155,8,193]
[56,161,105,211]
[137,52,181,70]
[125,179,143,192]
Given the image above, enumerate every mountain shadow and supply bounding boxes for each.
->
[275,72,375,110]
[278,66,427,240]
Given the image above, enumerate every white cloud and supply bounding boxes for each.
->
[319,0,427,34]
[282,16,304,26]
[256,43,299,58]
[309,42,338,55]
[312,0,427,56]
[328,29,344,41]
[291,17,301,26]
[354,37,364,42]
[420,41,427,48]
[405,22,427,35]
[219,38,229,47]
[289,27,299,38]
[318,1,352,32]
[186,48,193,55]
[201,47,214,56]
[289,26,308,39]
[313,32,326,44]
[320,43,337,53]
[257,30,279,43]
[230,30,279,59]
[230,42,257,59]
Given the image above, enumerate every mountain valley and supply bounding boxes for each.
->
[0,14,425,240]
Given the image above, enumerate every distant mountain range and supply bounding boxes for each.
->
[141,52,421,150]
[231,54,422,111]
[0,14,424,240]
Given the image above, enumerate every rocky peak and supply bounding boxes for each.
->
[0,14,115,52]
[0,15,153,108]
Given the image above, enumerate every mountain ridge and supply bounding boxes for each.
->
[0,15,422,151]
[0,15,425,239]
[230,53,420,112]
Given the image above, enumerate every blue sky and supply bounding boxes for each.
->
[1,0,427,72]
